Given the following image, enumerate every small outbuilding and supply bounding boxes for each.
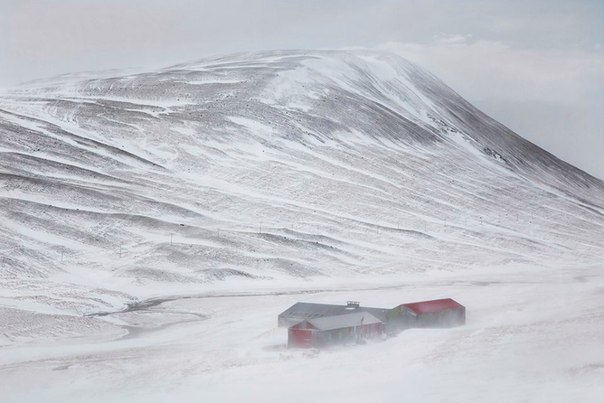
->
[394,298,465,328]
[288,311,384,348]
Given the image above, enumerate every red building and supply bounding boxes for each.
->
[280,298,465,348]
[397,298,466,328]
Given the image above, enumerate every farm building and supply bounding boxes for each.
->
[393,298,466,328]
[288,311,384,348]
[280,298,465,348]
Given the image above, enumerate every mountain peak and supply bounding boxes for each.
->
[0,49,603,315]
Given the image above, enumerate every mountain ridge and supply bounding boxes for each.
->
[0,49,603,321]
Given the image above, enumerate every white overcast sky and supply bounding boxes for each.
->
[1,0,603,179]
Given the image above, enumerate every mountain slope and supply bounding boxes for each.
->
[0,49,603,322]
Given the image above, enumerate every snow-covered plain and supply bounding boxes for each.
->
[0,50,603,402]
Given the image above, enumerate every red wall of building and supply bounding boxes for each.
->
[288,328,313,348]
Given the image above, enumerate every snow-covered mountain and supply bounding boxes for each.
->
[1,49,603,316]
[2,49,604,402]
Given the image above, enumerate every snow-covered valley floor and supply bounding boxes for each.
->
[2,262,603,403]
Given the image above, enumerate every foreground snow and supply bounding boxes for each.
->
[1,262,603,403]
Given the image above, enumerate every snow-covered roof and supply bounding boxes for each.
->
[278,302,390,327]
[297,312,382,331]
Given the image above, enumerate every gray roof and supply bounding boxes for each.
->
[303,312,382,331]
[278,302,390,327]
